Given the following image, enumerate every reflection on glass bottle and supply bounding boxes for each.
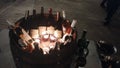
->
[78,30,89,57]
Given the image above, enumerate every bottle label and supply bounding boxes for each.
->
[71,20,77,28]
[30,29,39,39]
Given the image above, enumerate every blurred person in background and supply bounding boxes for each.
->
[104,0,120,25]
[100,0,108,8]
[101,0,120,25]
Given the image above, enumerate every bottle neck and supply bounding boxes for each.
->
[63,20,72,34]
[81,31,87,40]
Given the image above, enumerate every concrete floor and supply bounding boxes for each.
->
[0,0,120,68]
[0,29,16,68]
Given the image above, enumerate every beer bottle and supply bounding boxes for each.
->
[78,29,89,49]
[62,20,76,45]
[24,10,30,30]
[25,10,29,20]
[54,12,63,38]
[33,9,36,16]
[40,7,44,16]
[62,10,66,19]
[7,20,35,52]
[71,19,77,29]
[47,8,55,34]
[56,11,61,22]
[47,8,55,26]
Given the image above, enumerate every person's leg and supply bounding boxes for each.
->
[104,2,119,25]
[100,0,107,8]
